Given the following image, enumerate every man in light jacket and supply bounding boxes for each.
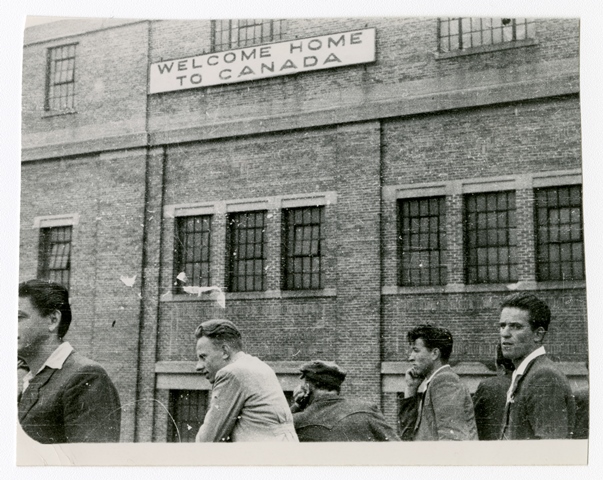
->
[398,324,477,441]
[194,319,298,442]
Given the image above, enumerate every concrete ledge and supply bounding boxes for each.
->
[22,132,149,162]
[155,360,302,391]
[161,288,336,302]
[383,281,586,295]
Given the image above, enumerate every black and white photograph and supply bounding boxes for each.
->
[2,0,602,475]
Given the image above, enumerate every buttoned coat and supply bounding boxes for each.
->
[501,355,575,440]
[196,353,298,442]
[293,396,400,442]
[18,350,121,443]
[399,367,478,441]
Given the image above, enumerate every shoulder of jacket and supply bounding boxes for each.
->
[65,351,108,374]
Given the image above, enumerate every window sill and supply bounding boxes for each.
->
[42,109,77,118]
[161,288,336,302]
[383,280,585,295]
[435,38,538,60]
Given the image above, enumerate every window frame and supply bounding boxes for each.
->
[211,19,286,52]
[534,184,584,282]
[38,225,73,289]
[397,196,448,287]
[437,18,536,55]
[167,389,209,443]
[464,190,518,285]
[226,210,268,292]
[45,43,77,113]
[281,206,326,290]
[173,215,212,293]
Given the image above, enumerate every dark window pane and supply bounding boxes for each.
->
[399,197,447,286]
[212,19,286,52]
[283,207,324,290]
[464,191,516,284]
[535,185,584,281]
[38,226,72,289]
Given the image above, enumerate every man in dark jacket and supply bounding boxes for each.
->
[18,280,121,443]
[290,360,399,441]
[473,344,515,440]
[499,293,575,440]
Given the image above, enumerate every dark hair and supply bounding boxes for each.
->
[194,319,243,351]
[407,324,453,361]
[500,293,551,332]
[19,279,72,339]
[495,343,515,374]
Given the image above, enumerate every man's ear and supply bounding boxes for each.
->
[220,343,231,359]
[431,347,441,361]
[48,309,61,333]
[533,327,546,343]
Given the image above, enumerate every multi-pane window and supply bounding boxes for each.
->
[227,211,267,292]
[398,197,447,286]
[212,19,286,52]
[173,216,211,291]
[282,207,325,290]
[167,390,208,443]
[38,226,72,288]
[439,18,535,53]
[45,44,76,112]
[465,191,517,284]
[535,185,584,281]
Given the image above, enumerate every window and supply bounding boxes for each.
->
[45,44,76,112]
[167,390,208,443]
[38,226,72,288]
[174,216,211,291]
[438,18,535,53]
[212,19,286,52]
[227,211,267,292]
[465,191,517,284]
[398,197,447,286]
[535,185,584,281]
[282,206,325,290]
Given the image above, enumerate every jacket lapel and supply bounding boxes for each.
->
[18,367,57,421]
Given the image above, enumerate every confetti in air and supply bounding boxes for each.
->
[176,272,187,282]
[120,275,136,287]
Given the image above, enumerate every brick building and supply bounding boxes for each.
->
[20,17,587,442]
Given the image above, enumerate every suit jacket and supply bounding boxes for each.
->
[18,351,121,443]
[293,396,400,442]
[501,355,575,440]
[572,386,589,440]
[196,353,298,442]
[399,367,478,441]
[473,374,512,440]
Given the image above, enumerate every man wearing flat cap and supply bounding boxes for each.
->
[290,360,400,441]
[194,319,298,442]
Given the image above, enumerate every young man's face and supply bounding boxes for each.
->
[499,307,541,366]
[408,338,437,379]
[195,336,229,384]
[18,296,52,358]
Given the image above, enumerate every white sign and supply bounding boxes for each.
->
[149,28,376,94]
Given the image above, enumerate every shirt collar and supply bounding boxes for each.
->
[506,346,546,403]
[22,342,74,392]
[513,345,546,377]
[418,364,450,393]
[43,341,74,371]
